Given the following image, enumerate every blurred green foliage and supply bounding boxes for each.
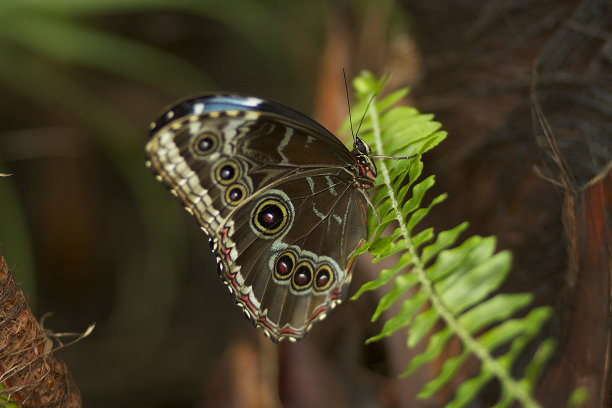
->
[0,2,337,391]
[0,0,329,304]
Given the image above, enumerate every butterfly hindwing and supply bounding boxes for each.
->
[145,94,369,342]
[217,173,367,340]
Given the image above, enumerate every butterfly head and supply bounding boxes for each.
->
[354,137,371,155]
[352,137,377,189]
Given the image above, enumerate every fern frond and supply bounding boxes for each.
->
[349,71,554,408]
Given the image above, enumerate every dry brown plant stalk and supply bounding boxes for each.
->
[0,256,82,407]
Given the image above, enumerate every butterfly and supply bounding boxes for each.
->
[145,94,380,342]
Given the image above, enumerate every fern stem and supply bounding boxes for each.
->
[368,101,541,408]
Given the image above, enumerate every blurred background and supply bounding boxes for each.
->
[0,0,609,407]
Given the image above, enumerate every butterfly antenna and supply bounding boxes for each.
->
[343,70,415,163]
[343,68,356,142]
[355,94,375,139]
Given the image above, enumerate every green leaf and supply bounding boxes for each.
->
[567,386,589,408]
[522,338,556,388]
[375,205,395,229]
[412,227,434,251]
[427,236,493,283]
[401,130,447,157]
[415,348,470,395]
[351,252,413,299]
[353,70,384,96]
[373,185,390,205]
[446,369,494,408]
[437,250,512,315]
[376,87,410,112]
[458,293,533,333]
[381,111,429,134]
[351,241,371,259]
[381,209,400,225]
[385,121,442,149]
[368,291,427,342]
[405,327,453,374]
[380,106,419,128]
[371,274,421,321]
[421,222,469,265]
[372,240,408,262]
[407,307,438,347]
[390,157,422,188]
[406,193,446,232]
[493,308,553,366]
[396,179,415,205]
[493,388,516,408]
[401,175,435,215]
[351,71,553,408]
[368,229,401,253]
[477,308,551,353]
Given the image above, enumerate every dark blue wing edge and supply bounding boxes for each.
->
[149,94,341,147]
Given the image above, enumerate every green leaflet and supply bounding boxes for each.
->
[351,71,555,408]
[421,222,469,265]
[406,327,454,376]
[370,273,421,321]
[415,348,470,394]
[408,307,439,347]
[351,251,413,299]
[458,293,533,333]
[367,291,426,342]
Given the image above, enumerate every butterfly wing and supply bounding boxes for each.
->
[219,172,367,341]
[145,95,367,341]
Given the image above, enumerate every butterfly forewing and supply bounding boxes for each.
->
[145,94,370,342]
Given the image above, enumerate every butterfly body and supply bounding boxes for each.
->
[145,94,375,342]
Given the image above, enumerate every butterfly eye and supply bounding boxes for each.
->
[314,265,334,291]
[225,184,247,205]
[274,251,295,280]
[292,262,313,291]
[214,160,240,185]
[355,137,370,154]
[194,132,218,155]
